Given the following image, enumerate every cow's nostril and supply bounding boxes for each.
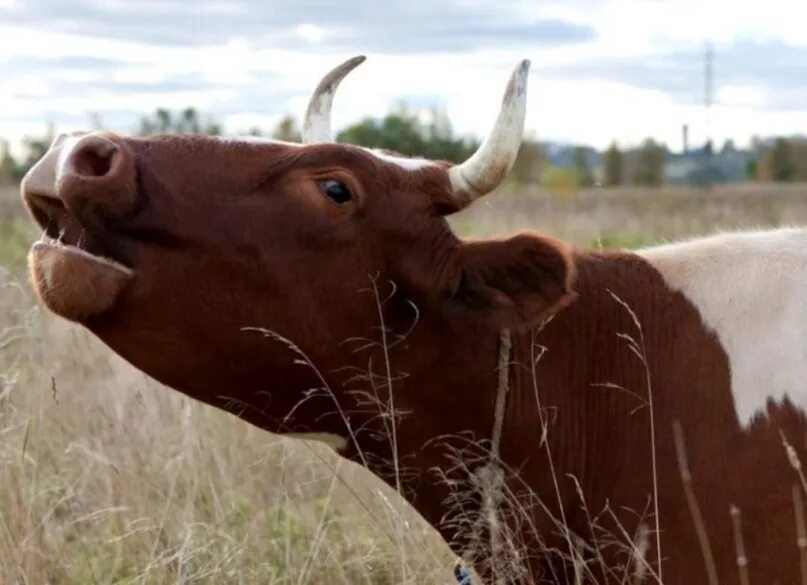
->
[69,138,119,179]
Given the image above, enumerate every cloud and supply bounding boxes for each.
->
[2,0,595,51]
[0,0,805,151]
[538,40,807,110]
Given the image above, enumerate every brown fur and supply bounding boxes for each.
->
[21,134,807,584]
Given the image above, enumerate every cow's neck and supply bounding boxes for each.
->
[336,306,505,524]
[337,248,726,574]
[331,281,596,566]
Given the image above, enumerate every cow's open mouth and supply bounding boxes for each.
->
[26,192,132,270]
[31,236,133,276]
[26,194,134,322]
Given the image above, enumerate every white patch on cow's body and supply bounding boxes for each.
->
[285,432,348,452]
[638,228,807,425]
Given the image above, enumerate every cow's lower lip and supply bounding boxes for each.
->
[28,238,134,322]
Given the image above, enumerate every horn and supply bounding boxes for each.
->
[448,59,530,206]
[302,55,366,144]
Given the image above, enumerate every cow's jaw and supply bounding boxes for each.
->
[29,235,133,322]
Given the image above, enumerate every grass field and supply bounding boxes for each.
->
[2,181,807,584]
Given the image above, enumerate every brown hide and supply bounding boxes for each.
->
[20,133,807,584]
[488,251,807,584]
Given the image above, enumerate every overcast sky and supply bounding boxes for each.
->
[1,0,806,154]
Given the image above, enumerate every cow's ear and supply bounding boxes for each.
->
[450,234,576,330]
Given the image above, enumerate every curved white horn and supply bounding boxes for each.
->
[448,59,530,206]
[302,55,366,144]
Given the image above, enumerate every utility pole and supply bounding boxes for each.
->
[703,41,714,186]
[705,41,713,150]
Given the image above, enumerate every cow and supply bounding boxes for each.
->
[19,55,807,584]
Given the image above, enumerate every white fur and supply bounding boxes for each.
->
[285,432,348,452]
[217,135,435,169]
[219,136,435,170]
[362,148,435,170]
[214,135,303,147]
[638,228,807,425]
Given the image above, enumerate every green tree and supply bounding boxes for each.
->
[631,138,666,186]
[0,140,16,184]
[573,146,594,186]
[770,137,796,182]
[138,107,221,136]
[271,115,301,142]
[721,138,736,154]
[603,142,623,186]
[510,140,547,184]
[791,139,807,181]
[745,159,758,181]
[542,166,582,197]
[338,114,426,156]
[337,109,476,163]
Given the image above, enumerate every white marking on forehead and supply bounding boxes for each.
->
[363,148,436,170]
[638,228,807,426]
[213,135,303,147]
[285,432,348,452]
[214,136,436,170]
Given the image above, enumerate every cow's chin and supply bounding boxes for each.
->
[28,240,133,322]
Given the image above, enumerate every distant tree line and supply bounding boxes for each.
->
[2,106,807,191]
[601,140,666,187]
[747,137,807,182]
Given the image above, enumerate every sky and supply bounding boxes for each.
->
[1,0,807,155]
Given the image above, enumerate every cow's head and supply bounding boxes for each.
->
[20,57,574,435]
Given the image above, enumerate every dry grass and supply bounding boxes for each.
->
[3,181,807,584]
[0,275,458,584]
[1,182,457,584]
[452,182,807,246]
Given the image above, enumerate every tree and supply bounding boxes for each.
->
[771,138,796,182]
[542,166,583,197]
[0,140,16,185]
[603,142,623,186]
[271,115,301,142]
[791,139,807,181]
[573,146,594,186]
[631,138,666,186]
[510,140,547,184]
[337,109,476,163]
[745,159,759,181]
[138,107,221,136]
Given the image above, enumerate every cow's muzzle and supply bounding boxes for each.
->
[21,131,135,322]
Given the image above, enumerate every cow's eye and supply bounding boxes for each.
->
[318,179,352,205]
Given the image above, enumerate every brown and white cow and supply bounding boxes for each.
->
[19,56,807,584]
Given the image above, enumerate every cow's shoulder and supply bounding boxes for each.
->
[638,227,807,424]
